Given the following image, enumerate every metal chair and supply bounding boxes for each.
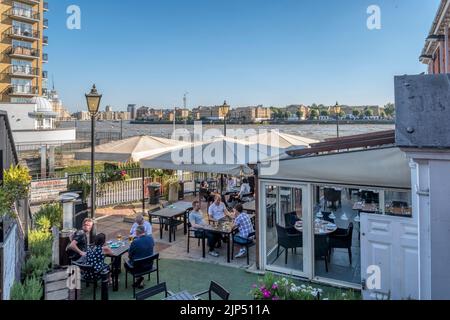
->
[328,223,354,265]
[275,224,303,264]
[71,260,109,300]
[187,221,206,257]
[193,281,230,300]
[135,282,173,300]
[124,253,160,298]
[231,231,255,265]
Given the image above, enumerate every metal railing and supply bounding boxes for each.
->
[9,45,39,58]
[9,65,40,77]
[7,7,40,20]
[9,85,39,95]
[7,26,40,39]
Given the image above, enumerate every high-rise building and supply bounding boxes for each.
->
[127,104,136,120]
[0,0,48,103]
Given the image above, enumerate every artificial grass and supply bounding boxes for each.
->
[80,259,360,300]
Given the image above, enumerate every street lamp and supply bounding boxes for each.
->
[85,84,102,219]
[334,102,340,138]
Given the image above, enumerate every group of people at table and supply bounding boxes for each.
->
[65,193,254,290]
[200,176,253,207]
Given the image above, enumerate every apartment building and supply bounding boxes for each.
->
[0,0,48,103]
[284,104,310,120]
[175,108,190,119]
[420,0,450,74]
[229,105,272,122]
[193,101,230,120]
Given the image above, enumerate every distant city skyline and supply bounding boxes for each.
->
[46,0,438,112]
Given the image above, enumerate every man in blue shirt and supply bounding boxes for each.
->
[189,200,221,257]
[129,214,152,237]
[127,225,154,288]
[232,204,255,258]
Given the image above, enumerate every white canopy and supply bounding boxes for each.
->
[140,137,278,176]
[259,147,411,189]
[75,135,189,162]
[246,130,319,149]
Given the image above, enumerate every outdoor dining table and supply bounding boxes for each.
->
[163,290,197,300]
[107,240,130,292]
[201,220,236,263]
[149,201,193,242]
[294,220,338,235]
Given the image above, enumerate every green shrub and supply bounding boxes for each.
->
[22,254,51,279]
[0,187,14,218]
[28,229,53,256]
[68,179,91,203]
[3,165,31,200]
[33,203,63,230]
[10,277,43,300]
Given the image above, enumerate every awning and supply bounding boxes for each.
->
[259,147,411,189]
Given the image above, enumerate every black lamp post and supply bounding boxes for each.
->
[85,85,102,219]
[334,102,340,139]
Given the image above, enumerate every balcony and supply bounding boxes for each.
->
[6,27,40,41]
[42,70,47,79]
[43,35,48,45]
[9,0,41,5]
[9,85,39,96]
[43,1,48,11]
[42,53,48,62]
[43,18,48,29]
[7,7,40,23]
[9,65,40,78]
[9,45,39,59]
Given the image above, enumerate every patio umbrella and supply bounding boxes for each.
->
[140,136,277,176]
[246,130,319,150]
[74,135,190,212]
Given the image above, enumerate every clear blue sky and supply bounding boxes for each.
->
[46,0,439,112]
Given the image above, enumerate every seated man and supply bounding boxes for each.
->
[189,200,222,257]
[130,214,152,238]
[66,218,94,262]
[126,225,155,288]
[232,204,255,258]
[208,194,231,223]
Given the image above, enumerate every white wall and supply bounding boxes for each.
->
[0,103,36,130]
[13,128,76,145]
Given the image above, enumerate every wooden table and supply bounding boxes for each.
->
[201,221,235,263]
[164,290,196,300]
[294,220,337,235]
[107,240,130,292]
[149,201,193,242]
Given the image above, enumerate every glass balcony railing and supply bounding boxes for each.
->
[9,85,39,96]
[8,7,40,21]
[42,70,48,79]
[42,53,48,62]
[44,1,48,11]
[7,27,40,40]
[9,46,39,58]
[10,65,40,77]
[43,36,48,45]
[43,18,48,28]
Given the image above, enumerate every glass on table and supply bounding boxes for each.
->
[116,233,122,242]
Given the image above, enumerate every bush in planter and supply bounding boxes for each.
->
[0,187,14,218]
[34,203,63,230]
[22,254,51,279]
[68,179,91,203]
[3,165,31,200]
[28,229,53,257]
[10,277,43,300]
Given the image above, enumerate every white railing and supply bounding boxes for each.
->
[96,178,146,208]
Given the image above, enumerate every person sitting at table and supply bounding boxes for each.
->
[84,233,113,283]
[199,180,215,204]
[127,225,155,289]
[66,218,94,263]
[130,214,152,238]
[229,178,252,205]
[226,175,237,192]
[208,194,231,223]
[189,200,221,257]
[232,204,255,259]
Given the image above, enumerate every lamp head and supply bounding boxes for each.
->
[85,84,102,115]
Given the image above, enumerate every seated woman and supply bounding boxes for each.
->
[229,178,252,204]
[84,233,113,283]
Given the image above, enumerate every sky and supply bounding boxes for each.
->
[45,0,440,112]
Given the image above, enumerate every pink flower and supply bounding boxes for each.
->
[262,289,271,299]
[272,284,278,290]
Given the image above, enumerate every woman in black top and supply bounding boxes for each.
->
[84,233,113,282]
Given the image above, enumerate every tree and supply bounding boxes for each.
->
[352,109,361,118]
[380,111,386,119]
[296,111,304,120]
[311,103,318,109]
[384,103,395,118]
[320,110,329,117]
[364,109,374,117]
[309,109,319,119]
[338,111,346,118]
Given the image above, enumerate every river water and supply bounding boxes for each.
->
[61,121,394,141]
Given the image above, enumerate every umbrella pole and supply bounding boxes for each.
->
[142,168,145,213]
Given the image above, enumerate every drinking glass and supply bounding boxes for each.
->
[117,234,122,242]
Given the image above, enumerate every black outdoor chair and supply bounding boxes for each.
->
[328,223,354,265]
[148,207,165,235]
[187,221,206,258]
[72,260,110,301]
[193,281,230,300]
[275,224,303,265]
[135,282,173,300]
[315,234,329,273]
[231,231,256,265]
[124,253,160,298]
[324,188,341,209]
[284,212,301,234]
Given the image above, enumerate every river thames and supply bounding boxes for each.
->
[61,121,394,142]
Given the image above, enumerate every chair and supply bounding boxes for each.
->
[193,281,230,300]
[321,211,335,223]
[284,212,300,229]
[328,223,354,265]
[275,224,303,264]
[72,260,109,300]
[324,188,341,209]
[124,253,160,298]
[231,231,255,265]
[135,282,172,300]
[187,222,206,258]
[148,207,166,239]
[315,234,329,273]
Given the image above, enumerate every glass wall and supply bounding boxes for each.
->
[264,184,306,275]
